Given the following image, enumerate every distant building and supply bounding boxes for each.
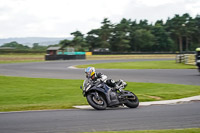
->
[46,47,63,55]
[45,46,85,60]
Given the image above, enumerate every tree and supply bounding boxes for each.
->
[85,18,113,51]
[1,41,30,49]
[71,31,88,51]
[165,13,192,52]
[130,29,155,51]
[98,18,113,48]
[32,43,47,50]
[193,15,200,48]
[59,39,71,49]
[110,18,131,52]
[85,29,101,50]
[151,22,175,51]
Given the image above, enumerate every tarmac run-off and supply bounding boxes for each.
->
[74,95,200,109]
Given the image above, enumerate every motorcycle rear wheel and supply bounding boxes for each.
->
[86,92,107,110]
[124,92,139,108]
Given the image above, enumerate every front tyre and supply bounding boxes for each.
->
[86,92,107,110]
[124,92,139,108]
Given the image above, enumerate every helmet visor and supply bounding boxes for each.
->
[85,72,90,78]
[85,71,95,78]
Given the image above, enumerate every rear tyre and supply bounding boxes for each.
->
[86,92,107,110]
[124,92,139,108]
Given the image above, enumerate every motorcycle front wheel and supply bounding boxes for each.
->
[124,92,139,108]
[86,92,107,110]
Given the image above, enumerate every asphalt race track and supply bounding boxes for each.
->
[0,102,200,133]
[0,59,200,133]
[0,59,199,85]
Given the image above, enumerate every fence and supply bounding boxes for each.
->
[176,54,195,65]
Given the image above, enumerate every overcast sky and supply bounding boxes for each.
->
[0,0,200,38]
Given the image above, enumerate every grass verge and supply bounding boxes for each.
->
[0,76,200,112]
[76,60,196,69]
[86,54,176,60]
[0,54,44,63]
[83,128,200,133]
[0,54,175,64]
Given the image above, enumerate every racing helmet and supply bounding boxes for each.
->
[85,67,95,78]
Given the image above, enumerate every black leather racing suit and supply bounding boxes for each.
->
[92,72,116,88]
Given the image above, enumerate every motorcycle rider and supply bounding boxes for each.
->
[196,48,200,72]
[85,67,126,91]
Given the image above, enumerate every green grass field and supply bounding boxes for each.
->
[76,60,196,69]
[0,76,200,112]
[0,54,44,63]
[86,54,176,60]
[0,54,176,63]
[84,128,200,133]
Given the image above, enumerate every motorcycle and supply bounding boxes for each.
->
[196,48,200,73]
[80,79,139,110]
[197,61,200,73]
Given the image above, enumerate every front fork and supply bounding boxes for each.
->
[93,91,101,100]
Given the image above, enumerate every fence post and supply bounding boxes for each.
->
[184,54,188,64]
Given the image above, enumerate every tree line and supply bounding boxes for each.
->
[62,13,200,53]
[0,42,48,50]
[1,13,200,53]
